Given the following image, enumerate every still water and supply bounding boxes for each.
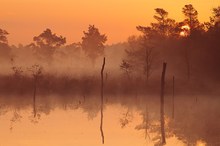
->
[0,95,217,146]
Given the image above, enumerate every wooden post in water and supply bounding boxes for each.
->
[33,76,37,117]
[172,76,175,119]
[100,57,105,144]
[160,62,166,145]
[145,104,149,140]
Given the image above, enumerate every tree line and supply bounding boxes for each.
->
[121,4,220,83]
[1,4,220,83]
[0,25,107,64]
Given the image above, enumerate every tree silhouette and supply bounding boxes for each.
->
[123,36,142,76]
[32,28,66,61]
[212,6,220,25]
[141,37,154,82]
[81,25,107,64]
[207,6,220,29]
[152,8,168,36]
[28,64,43,118]
[137,8,180,38]
[182,4,201,80]
[0,28,11,59]
[0,28,9,44]
[182,4,200,33]
[123,36,155,82]
[120,60,132,80]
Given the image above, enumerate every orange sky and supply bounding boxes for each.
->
[0,0,219,45]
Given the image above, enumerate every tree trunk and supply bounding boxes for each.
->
[145,47,152,83]
[100,57,105,144]
[185,47,191,80]
[160,62,166,145]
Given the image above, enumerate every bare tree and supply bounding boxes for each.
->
[120,60,132,80]
[11,57,23,79]
[119,108,133,128]
[141,37,154,82]
[124,36,155,82]
[28,64,43,118]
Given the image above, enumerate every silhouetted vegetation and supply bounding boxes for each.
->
[0,28,11,61]
[30,28,66,62]
[81,25,107,64]
[1,3,220,94]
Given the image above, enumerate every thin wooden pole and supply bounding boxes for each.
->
[145,104,149,140]
[160,62,167,145]
[172,76,175,119]
[100,57,105,144]
[33,76,37,118]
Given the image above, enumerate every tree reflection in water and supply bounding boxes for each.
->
[0,95,219,146]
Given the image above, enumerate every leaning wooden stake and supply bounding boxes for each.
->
[160,62,167,145]
[100,57,105,144]
[172,76,175,119]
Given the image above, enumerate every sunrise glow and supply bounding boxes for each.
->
[180,25,190,37]
[196,140,207,146]
[0,0,219,45]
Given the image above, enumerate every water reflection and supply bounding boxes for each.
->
[0,95,219,146]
